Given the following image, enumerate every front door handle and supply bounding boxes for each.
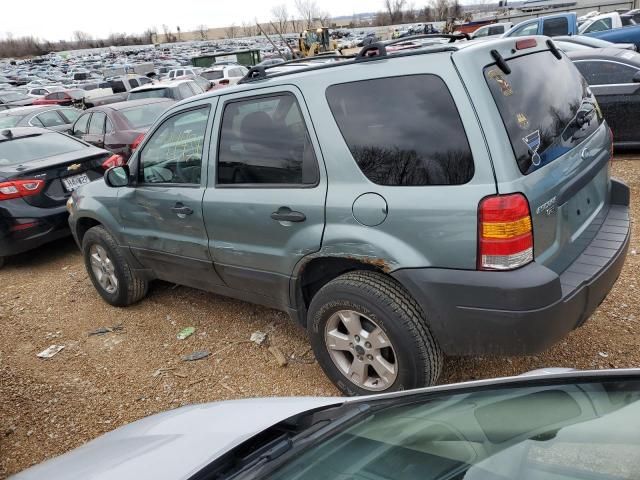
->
[171,203,193,216]
[271,206,306,223]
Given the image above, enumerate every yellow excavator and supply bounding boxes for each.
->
[298,27,337,57]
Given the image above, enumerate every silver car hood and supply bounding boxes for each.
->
[12,397,341,480]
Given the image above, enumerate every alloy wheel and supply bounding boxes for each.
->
[324,310,398,391]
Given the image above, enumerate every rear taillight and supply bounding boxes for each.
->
[0,179,45,201]
[219,79,230,85]
[102,154,125,170]
[478,193,533,271]
[130,133,145,151]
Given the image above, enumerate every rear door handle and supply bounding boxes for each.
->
[171,203,193,216]
[271,206,306,223]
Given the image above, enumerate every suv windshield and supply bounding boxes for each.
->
[485,51,602,175]
[0,133,84,165]
[267,377,640,480]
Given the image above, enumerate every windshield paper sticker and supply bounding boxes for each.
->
[523,130,542,166]
[488,69,513,96]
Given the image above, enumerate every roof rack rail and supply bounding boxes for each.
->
[239,54,354,84]
[355,33,471,61]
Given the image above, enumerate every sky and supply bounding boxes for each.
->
[2,0,385,42]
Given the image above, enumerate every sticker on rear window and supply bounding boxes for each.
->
[487,69,513,96]
[516,113,529,129]
[522,130,541,166]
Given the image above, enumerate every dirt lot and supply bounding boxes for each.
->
[2,157,640,477]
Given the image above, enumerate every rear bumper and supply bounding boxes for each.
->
[0,201,70,257]
[393,181,630,356]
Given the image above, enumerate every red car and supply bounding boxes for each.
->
[32,89,85,107]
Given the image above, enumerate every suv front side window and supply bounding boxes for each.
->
[139,106,210,185]
[511,22,539,36]
[217,93,319,185]
[327,75,474,186]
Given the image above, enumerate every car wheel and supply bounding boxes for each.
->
[0,256,4,269]
[308,271,442,396]
[82,225,148,307]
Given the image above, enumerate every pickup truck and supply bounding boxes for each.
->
[84,74,153,108]
[504,12,640,49]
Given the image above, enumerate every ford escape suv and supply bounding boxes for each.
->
[67,35,630,395]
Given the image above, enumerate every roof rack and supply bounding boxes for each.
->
[239,54,354,84]
[356,33,471,59]
[237,35,466,85]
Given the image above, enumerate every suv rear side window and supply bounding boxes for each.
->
[326,75,474,186]
[217,94,319,185]
[485,51,603,175]
[542,17,569,36]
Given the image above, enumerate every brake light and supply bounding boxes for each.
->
[0,179,45,201]
[102,154,124,170]
[130,133,145,151]
[516,38,537,50]
[478,193,533,271]
[218,79,230,85]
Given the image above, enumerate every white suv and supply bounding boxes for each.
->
[200,64,249,86]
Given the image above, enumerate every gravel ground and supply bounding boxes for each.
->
[1,157,639,478]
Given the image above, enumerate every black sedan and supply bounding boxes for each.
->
[568,48,640,149]
[0,127,116,267]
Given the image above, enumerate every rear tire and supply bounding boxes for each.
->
[0,256,5,269]
[308,270,442,396]
[82,226,148,307]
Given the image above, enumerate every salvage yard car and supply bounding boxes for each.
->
[0,127,116,268]
[71,98,174,160]
[11,369,640,480]
[568,48,640,149]
[0,105,81,132]
[67,35,630,395]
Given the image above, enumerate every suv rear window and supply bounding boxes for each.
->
[326,75,474,186]
[485,51,603,175]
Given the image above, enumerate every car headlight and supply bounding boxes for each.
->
[66,196,74,214]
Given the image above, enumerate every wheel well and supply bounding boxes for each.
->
[75,218,101,245]
[298,257,383,310]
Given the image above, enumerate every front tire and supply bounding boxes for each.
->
[82,226,148,307]
[308,271,442,396]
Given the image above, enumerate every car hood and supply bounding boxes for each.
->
[11,397,341,480]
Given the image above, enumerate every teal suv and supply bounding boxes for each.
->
[68,35,630,395]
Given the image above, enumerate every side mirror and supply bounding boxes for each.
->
[104,165,130,188]
[633,71,640,83]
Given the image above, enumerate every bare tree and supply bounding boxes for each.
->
[384,0,407,23]
[197,24,208,41]
[241,22,256,37]
[176,26,181,42]
[271,4,290,34]
[72,31,92,47]
[448,0,463,19]
[225,23,237,39]
[161,24,174,43]
[434,0,450,20]
[143,27,157,44]
[295,0,320,29]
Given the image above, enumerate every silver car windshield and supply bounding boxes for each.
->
[266,378,640,480]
